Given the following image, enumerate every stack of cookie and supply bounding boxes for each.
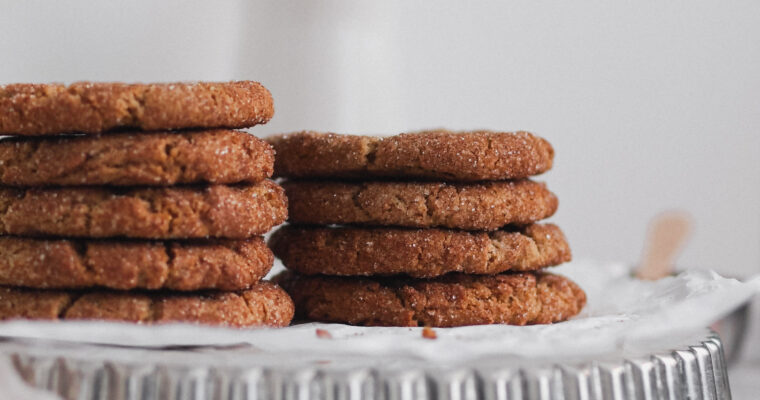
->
[0,81,293,327]
[269,130,585,327]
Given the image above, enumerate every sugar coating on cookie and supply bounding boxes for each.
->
[0,181,288,239]
[0,130,274,186]
[270,224,571,278]
[0,282,294,327]
[270,130,554,181]
[283,179,558,230]
[0,81,274,135]
[276,272,585,327]
[0,237,273,291]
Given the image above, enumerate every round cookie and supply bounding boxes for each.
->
[276,272,585,327]
[269,224,571,278]
[0,130,274,186]
[283,180,557,230]
[0,81,273,135]
[0,237,273,291]
[269,130,554,181]
[0,282,294,327]
[0,181,287,239]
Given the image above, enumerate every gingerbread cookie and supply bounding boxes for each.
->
[0,237,272,291]
[270,224,570,278]
[283,180,557,230]
[0,130,273,186]
[0,181,287,239]
[0,282,294,327]
[276,272,585,327]
[270,130,554,181]
[0,81,273,135]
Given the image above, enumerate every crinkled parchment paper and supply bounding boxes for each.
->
[0,260,757,364]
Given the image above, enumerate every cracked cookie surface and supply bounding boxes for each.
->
[270,224,571,278]
[0,281,294,327]
[0,130,274,186]
[270,130,554,181]
[0,81,273,135]
[283,180,558,230]
[276,271,585,327]
[0,237,272,291]
[0,181,287,239]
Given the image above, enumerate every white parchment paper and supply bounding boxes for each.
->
[0,260,757,363]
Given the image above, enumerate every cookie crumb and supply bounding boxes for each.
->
[316,328,332,339]
[422,326,437,339]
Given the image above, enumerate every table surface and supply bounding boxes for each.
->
[729,362,760,400]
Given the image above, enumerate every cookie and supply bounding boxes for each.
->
[0,181,287,239]
[283,180,557,230]
[276,272,585,327]
[0,130,273,186]
[0,237,272,291]
[0,282,294,327]
[269,130,554,181]
[270,224,571,278]
[0,81,273,135]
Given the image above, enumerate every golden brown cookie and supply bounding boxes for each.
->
[0,130,273,186]
[0,81,274,135]
[283,180,557,230]
[0,282,294,327]
[0,237,273,291]
[270,224,570,278]
[270,130,554,181]
[276,272,585,327]
[0,181,287,239]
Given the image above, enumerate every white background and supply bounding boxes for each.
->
[3,1,757,278]
[1,1,759,396]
